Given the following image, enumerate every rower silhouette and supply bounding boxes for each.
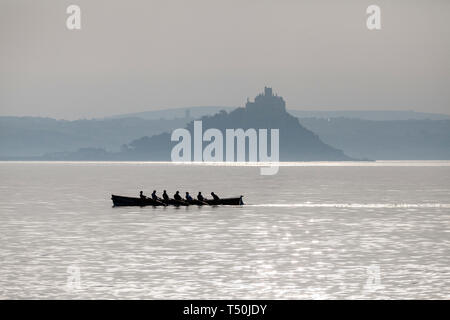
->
[139,191,146,199]
[185,192,193,201]
[151,190,158,200]
[162,190,169,201]
[197,192,204,201]
[174,191,182,201]
[211,192,220,201]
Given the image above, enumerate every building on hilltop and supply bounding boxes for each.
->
[245,87,286,112]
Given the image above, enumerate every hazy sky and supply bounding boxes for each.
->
[1,0,449,119]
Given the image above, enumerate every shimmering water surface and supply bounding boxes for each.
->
[0,162,449,299]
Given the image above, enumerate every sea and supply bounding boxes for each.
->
[0,161,449,299]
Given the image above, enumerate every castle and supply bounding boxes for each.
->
[245,87,286,112]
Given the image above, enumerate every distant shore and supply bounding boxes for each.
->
[3,160,450,167]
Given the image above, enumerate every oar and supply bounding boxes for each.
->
[153,198,167,206]
[170,199,189,206]
[195,197,210,205]
[188,199,207,206]
[177,199,190,206]
[167,198,178,206]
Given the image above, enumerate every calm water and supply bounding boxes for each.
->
[0,162,449,299]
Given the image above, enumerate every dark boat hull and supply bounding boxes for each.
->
[111,195,166,207]
[111,195,243,207]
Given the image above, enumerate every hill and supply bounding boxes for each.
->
[118,87,352,161]
[301,118,450,160]
[289,110,450,121]
[109,106,235,120]
[110,106,450,121]
[0,116,188,158]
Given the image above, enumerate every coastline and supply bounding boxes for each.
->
[1,160,450,166]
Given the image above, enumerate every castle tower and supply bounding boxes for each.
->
[246,87,286,112]
[264,87,273,97]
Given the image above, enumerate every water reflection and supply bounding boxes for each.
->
[0,163,449,299]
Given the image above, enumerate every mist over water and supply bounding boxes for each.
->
[0,162,449,299]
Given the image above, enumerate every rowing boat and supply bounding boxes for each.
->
[111,194,244,207]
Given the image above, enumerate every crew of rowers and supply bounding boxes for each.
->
[139,190,220,202]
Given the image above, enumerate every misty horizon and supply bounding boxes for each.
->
[1,0,449,119]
